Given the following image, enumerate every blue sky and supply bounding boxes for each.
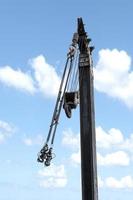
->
[0,0,133,200]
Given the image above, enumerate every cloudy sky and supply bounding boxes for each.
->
[0,0,133,200]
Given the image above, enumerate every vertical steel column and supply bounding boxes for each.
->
[78,18,98,200]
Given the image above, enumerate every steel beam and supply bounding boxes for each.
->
[78,18,98,200]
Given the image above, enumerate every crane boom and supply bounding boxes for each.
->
[78,17,98,200]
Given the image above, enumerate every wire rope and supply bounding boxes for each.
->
[50,57,74,146]
[45,57,70,144]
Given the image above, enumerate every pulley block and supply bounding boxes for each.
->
[63,91,79,118]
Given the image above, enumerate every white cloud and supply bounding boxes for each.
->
[38,164,67,188]
[98,176,104,188]
[97,151,130,166]
[62,129,80,165]
[39,177,67,188]
[105,176,133,189]
[30,55,61,97]
[62,127,133,166]
[70,150,130,166]
[62,127,125,150]
[120,133,133,153]
[96,126,133,153]
[0,66,36,94]
[0,55,61,98]
[97,176,133,189]
[23,134,43,146]
[94,49,133,107]
[62,129,79,150]
[0,134,4,143]
[0,120,16,143]
[71,150,80,165]
[96,126,124,149]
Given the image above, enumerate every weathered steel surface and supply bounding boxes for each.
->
[78,18,98,200]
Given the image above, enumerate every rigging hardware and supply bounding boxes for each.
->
[37,33,79,166]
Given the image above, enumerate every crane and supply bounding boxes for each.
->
[37,18,98,200]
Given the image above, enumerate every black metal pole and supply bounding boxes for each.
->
[78,18,98,200]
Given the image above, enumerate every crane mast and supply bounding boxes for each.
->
[37,18,98,200]
[78,18,98,200]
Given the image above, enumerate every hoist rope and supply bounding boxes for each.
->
[66,48,78,92]
[71,50,79,91]
[51,57,74,146]
[40,53,76,148]
[70,49,79,92]
[45,57,70,144]
[37,32,82,166]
